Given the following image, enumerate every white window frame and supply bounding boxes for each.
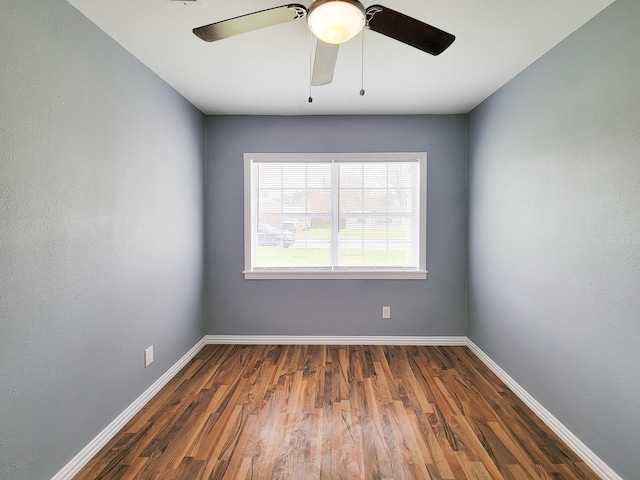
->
[243,153,427,280]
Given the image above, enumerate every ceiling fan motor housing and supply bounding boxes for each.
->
[307,0,366,44]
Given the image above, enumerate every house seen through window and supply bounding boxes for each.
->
[244,153,427,279]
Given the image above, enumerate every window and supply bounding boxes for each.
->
[244,153,427,279]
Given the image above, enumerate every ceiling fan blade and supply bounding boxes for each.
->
[193,4,307,42]
[311,40,339,86]
[365,5,455,56]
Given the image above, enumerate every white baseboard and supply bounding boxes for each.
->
[51,337,207,480]
[466,340,622,480]
[203,334,467,346]
[52,335,621,480]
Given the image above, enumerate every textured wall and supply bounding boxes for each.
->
[205,115,467,337]
[467,0,640,477]
[0,1,205,478]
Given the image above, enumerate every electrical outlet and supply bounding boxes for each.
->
[382,306,391,319]
[144,345,154,367]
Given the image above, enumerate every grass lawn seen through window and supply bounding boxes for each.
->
[256,246,410,267]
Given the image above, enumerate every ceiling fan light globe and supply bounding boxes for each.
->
[307,0,365,44]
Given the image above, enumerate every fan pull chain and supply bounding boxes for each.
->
[360,29,365,96]
[308,30,313,103]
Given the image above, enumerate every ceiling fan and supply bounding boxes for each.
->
[192,1,455,87]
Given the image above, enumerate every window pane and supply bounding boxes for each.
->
[258,164,282,189]
[339,188,362,213]
[339,164,363,188]
[254,217,331,268]
[307,164,332,188]
[338,216,416,267]
[308,189,331,214]
[338,222,363,266]
[363,189,387,213]
[258,189,282,215]
[282,163,306,188]
[389,189,414,213]
[386,218,414,266]
[282,190,306,214]
[297,222,331,267]
[363,163,387,188]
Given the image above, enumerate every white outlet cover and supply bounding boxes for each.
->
[382,306,391,319]
[144,345,154,367]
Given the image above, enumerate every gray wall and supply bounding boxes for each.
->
[205,115,467,336]
[467,0,640,477]
[0,1,205,479]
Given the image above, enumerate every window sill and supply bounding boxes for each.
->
[243,270,428,280]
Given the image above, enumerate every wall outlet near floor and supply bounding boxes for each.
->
[144,345,154,367]
[382,306,391,319]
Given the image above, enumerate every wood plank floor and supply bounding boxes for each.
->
[74,345,600,479]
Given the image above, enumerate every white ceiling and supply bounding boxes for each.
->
[67,0,614,115]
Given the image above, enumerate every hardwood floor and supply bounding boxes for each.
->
[74,345,599,479]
